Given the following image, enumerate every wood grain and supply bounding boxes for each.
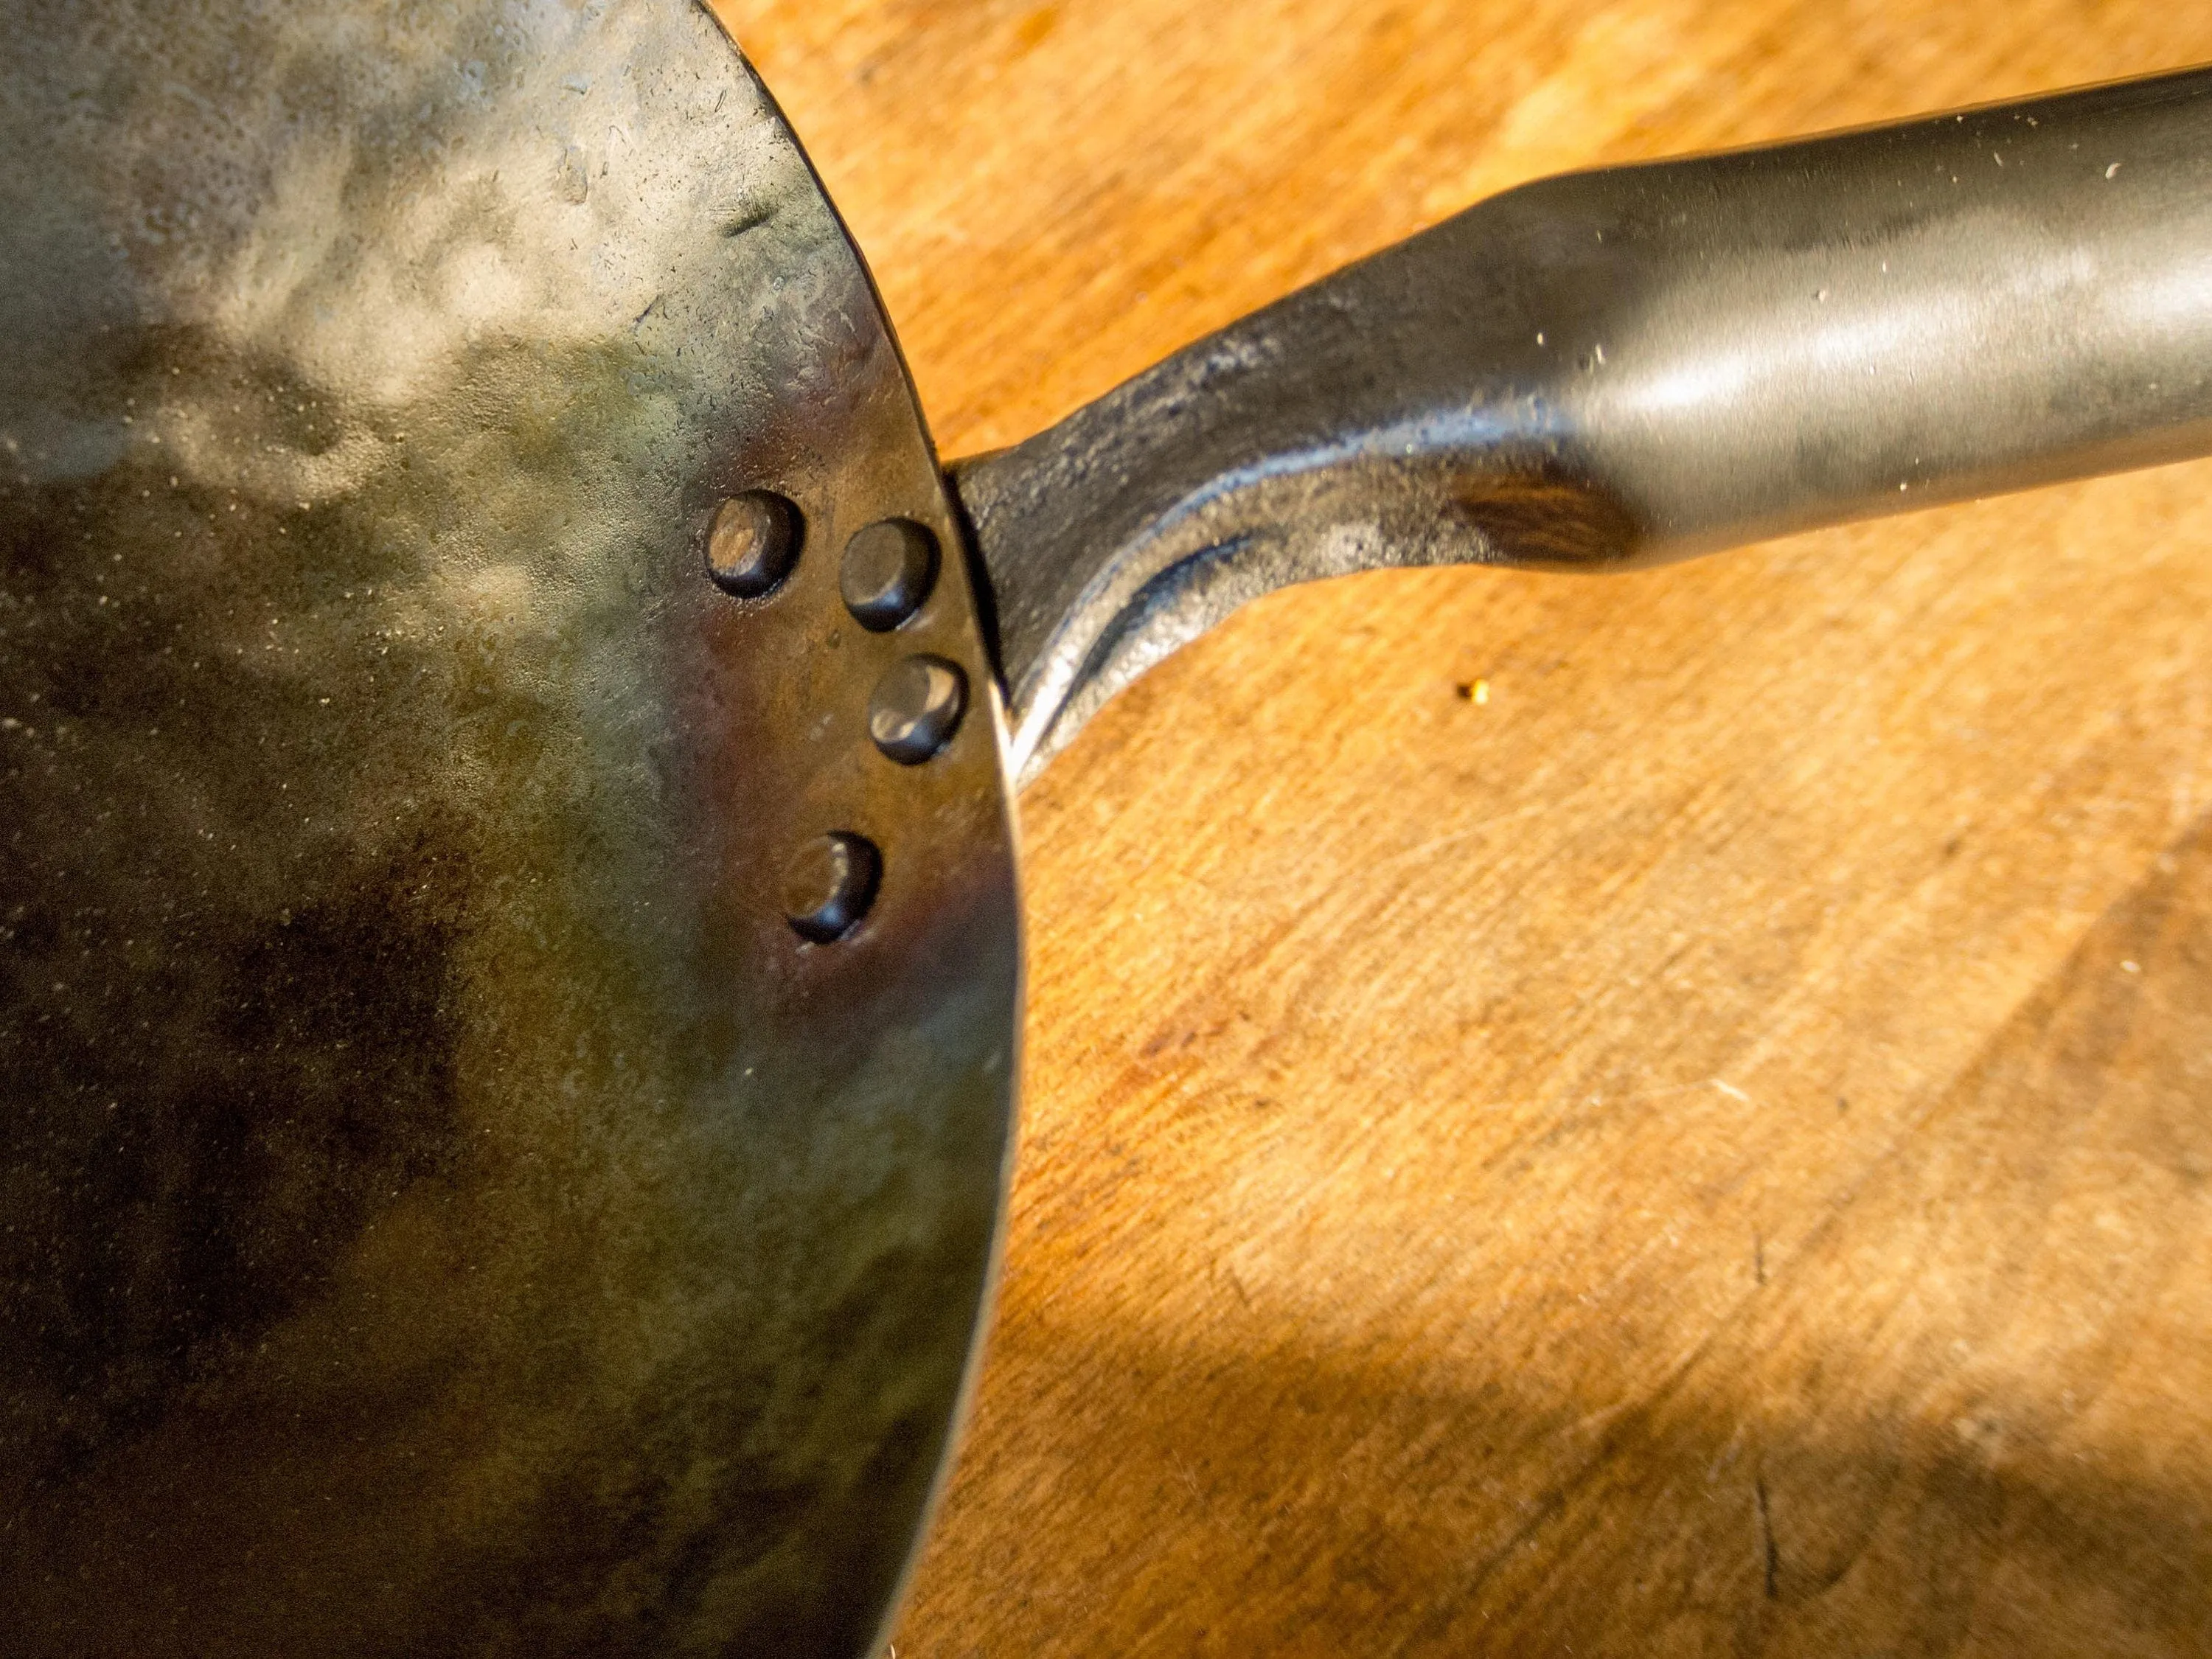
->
[717,3,2212,1652]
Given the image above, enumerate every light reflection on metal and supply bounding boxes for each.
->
[960,67,2212,783]
[10,6,2212,1655]
[0,4,1015,1656]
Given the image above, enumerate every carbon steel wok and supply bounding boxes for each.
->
[4,3,2211,1652]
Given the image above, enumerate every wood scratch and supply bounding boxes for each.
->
[1755,1475,1779,1600]
[1170,1451,1205,1500]
[1170,1452,1248,1543]
[1458,1075,1739,1119]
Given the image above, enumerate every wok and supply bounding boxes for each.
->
[4,3,2211,1652]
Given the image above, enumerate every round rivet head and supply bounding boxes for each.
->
[705,490,801,598]
[781,831,881,943]
[869,655,967,765]
[841,518,939,631]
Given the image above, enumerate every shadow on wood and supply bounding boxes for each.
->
[905,804,2212,1655]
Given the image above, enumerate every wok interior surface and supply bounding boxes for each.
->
[0,4,1018,1653]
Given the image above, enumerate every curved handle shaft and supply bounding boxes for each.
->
[956,65,2212,782]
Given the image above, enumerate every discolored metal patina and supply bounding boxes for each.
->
[0,4,1018,1655]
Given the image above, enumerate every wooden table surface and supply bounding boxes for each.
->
[719,4,2212,1652]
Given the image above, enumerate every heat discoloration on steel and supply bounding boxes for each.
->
[0,3,1017,1654]
[959,66,2212,783]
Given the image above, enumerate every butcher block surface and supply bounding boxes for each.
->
[720,3,2212,1652]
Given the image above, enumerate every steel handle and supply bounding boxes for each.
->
[956,65,2212,782]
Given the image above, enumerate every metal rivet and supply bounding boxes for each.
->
[705,490,800,597]
[781,831,880,942]
[840,518,939,631]
[869,655,967,765]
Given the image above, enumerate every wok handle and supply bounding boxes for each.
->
[954,64,2212,784]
